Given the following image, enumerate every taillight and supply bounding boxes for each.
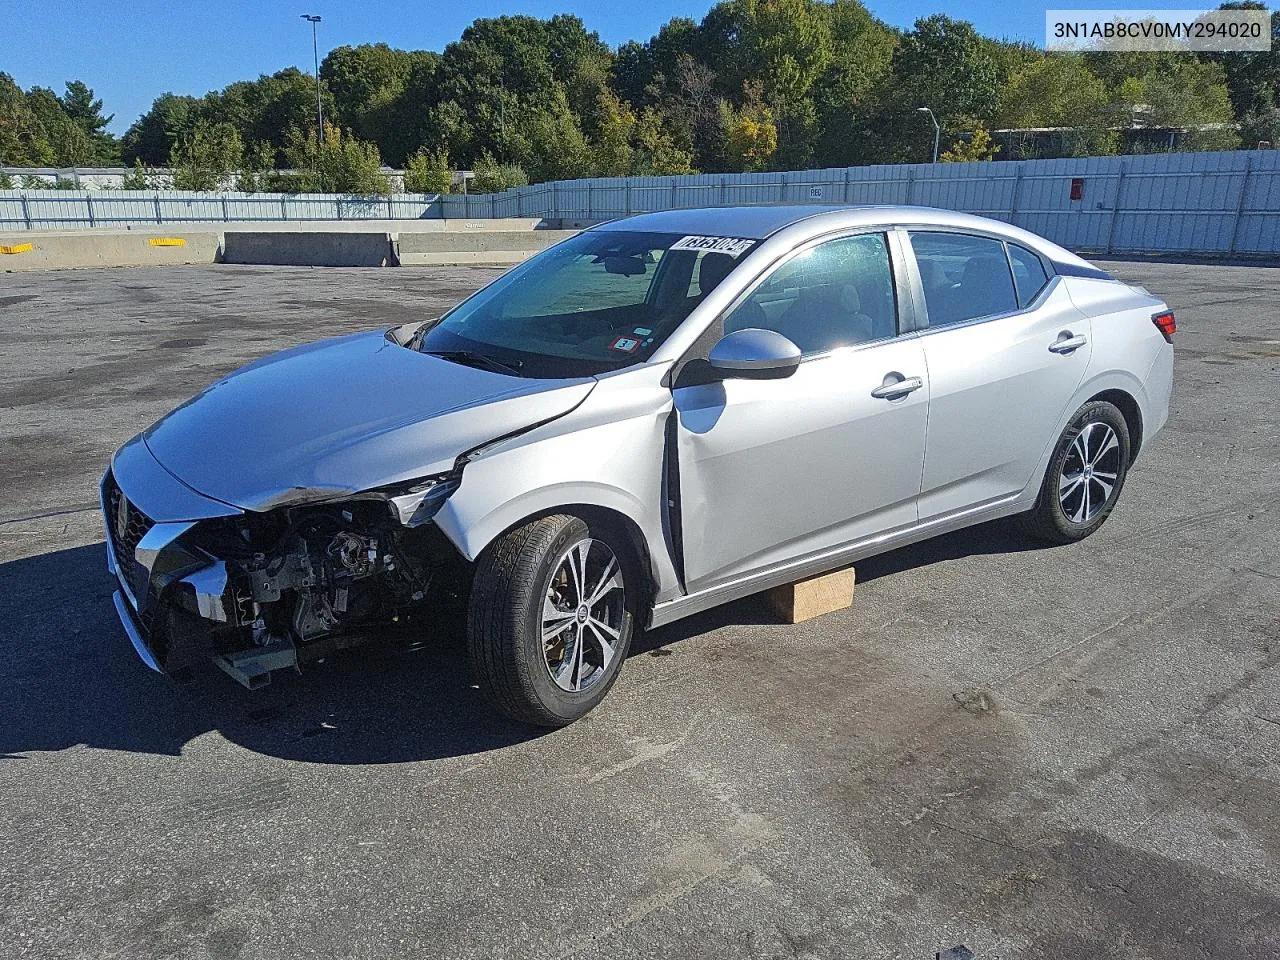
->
[1152,311,1176,343]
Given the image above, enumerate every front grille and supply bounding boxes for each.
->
[104,470,156,608]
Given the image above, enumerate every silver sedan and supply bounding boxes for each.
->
[101,205,1174,725]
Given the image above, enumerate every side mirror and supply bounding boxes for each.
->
[708,328,802,380]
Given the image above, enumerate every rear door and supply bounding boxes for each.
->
[673,231,929,593]
[906,231,1092,520]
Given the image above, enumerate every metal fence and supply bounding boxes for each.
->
[4,150,1279,255]
[453,149,1280,256]
[0,191,437,230]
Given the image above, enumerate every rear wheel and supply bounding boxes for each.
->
[1019,400,1131,545]
[467,514,634,726]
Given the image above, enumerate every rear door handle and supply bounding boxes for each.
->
[870,374,924,400]
[1049,334,1088,354]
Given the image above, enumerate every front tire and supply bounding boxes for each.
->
[1019,400,1131,545]
[467,514,635,727]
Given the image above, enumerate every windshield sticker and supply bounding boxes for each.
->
[670,235,755,258]
[610,336,641,354]
[633,327,652,336]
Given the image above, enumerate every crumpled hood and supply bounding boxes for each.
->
[144,330,594,512]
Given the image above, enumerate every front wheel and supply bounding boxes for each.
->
[1019,400,1131,545]
[467,514,635,727]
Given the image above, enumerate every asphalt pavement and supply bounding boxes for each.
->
[1,259,1278,959]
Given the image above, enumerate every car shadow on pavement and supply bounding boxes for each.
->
[0,543,544,765]
[854,517,1044,583]
[0,522,1043,765]
[631,519,1045,655]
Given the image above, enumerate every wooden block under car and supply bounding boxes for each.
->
[766,567,855,623]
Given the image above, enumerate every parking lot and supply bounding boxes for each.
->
[2,259,1278,959]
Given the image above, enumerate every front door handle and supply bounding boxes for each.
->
[1049,333,1088,354]
[870,374,924,400]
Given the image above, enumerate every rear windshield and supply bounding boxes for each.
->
[416,230,756,378]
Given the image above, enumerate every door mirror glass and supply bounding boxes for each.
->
[708,328,802,380]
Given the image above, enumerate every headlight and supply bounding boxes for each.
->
[381,474,461,527]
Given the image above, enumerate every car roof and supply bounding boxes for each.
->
[592,205,855,240]
[592,204,1098,272]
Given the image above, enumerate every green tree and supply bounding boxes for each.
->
[999,55,1107,128]
[59,81,119,162]
[631,108,696,174]
[120,159,154,190]
[469,150,528,193]
[170,119,243,190]
[512,90,593,182]
[203,68,335,166]
[588,90,637,176]
[1139,59,1240,150]
[320,44,440,164]
[888,15,1000,161]
[811,0,898,166]
[26,87,94,165]
[233,141,278,192]
[997,54,1118,156]
[724,81,778,170]
[610,18,702,108]
[940,124,1000,162]
[0,73,54,165]
[1240,103,1280,148]
[121,93,199,166]
[404,147,453,193]
[429,14,609,175]
[284,122,390,194]
[1201,4,1280,117]
[741,0,834,167]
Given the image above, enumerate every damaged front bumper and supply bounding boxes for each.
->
[102,435,463,688]
[101,463,238,677]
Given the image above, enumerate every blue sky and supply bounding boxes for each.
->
[4,0,1254,134]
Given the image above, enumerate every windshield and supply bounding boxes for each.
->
[416,230,757,378]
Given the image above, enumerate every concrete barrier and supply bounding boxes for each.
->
[222,231,394,267]
[398,229,579,266]
[0,232,220,271]
[0,221,577,271]
[410,218,549,233]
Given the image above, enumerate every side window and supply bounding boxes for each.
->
[1008,243,1050,307]
[724,233,898,356]
[909,232,1018,328]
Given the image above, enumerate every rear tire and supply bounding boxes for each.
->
[467,514,635,727]
[1019,400,1131,545]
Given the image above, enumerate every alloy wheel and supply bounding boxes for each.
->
[1058,421,1121,524]
[542,538,626,692]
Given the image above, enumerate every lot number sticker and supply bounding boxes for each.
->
[670,235,755,258]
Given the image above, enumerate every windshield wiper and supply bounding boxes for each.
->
[424,350,524,377]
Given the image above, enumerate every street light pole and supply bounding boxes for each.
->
[917,106,940,163]
[301,15,324,144]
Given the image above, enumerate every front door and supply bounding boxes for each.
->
[672,232,929,593]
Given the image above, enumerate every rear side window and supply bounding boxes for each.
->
[1008,243,1050,307]
[909,232,1018,327]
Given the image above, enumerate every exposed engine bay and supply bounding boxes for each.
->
[124,482,468,689]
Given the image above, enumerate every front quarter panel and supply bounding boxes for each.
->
[432,363,680,600]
